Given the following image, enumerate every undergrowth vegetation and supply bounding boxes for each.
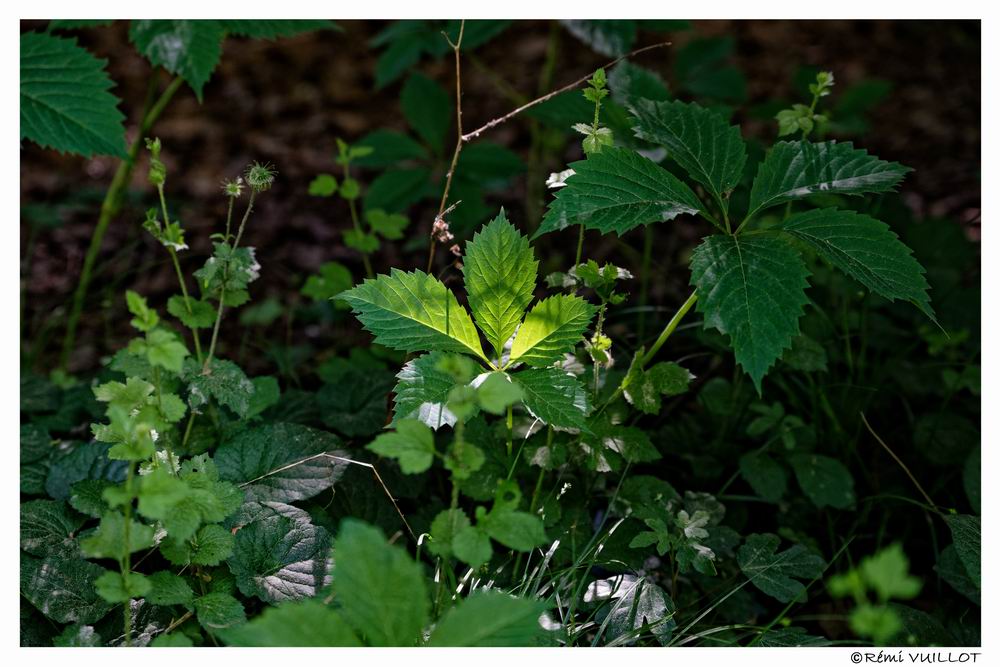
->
[20,19,980,648]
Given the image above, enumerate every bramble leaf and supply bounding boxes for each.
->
[508,295,595,368]
[631,99,746,210]
[129,20,224,100]
[367,419,435,474]
[20,31,127,157]
[229,513,331,603]
[537,147,704,238]
[514,367,590,430]
[392,352,461,429]
[462,211,538,355]
[738,533,826,603]
[780,208,934,320]
[340,268,488,362]
[689,234,810,392]
[748,141,911,219]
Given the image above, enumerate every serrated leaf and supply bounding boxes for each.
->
[588,574,677,645]
[229,513,332,603]
[689,234,810,392]
[477,372,523,414]
[392,351,461,429]
[21,550,113,624]
[401,72,452,154]
[631,99,746,210]
[167,295,216,329]
[367,419,435,474]
[53,623,103,647]
[81,511,155,560]
[789,453,855,509]
[508,295,595,368]
[482,510,547,551]
[462,211,538,355]
[738,533,826,603]
[943,514,980,588]
[515,367,590,430]
[748,141,911,219]
[94,571,151,603]
[780,208,934,319]
[129,20,224,100]
[216,422,346,503]
[561,19,636,56]
[46,441,128,500]
[609,60,670,107]
[755,626,831,647]
[316,366,395,438]
[186,358,255,417]
[20,500,85,555]
[429,591,549,646]
[145,571,194,606]
[334,520,428,646]
[220,599,361,646]
[341,268,487,362]
[20,31,126,157]
[537,147,704,239]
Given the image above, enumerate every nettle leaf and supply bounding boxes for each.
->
[220,598,361,647]
[944,514,980,588]
[316,367,395,438]
[508,295,596,368]
[229,513,332,603]
[609,60,670,107]
[53,623,102,647]
[129,20,225,100]
[20,31,127,157]
[392,351,460,429]
[538,147,704,238]
[160,524,234,567]
[46,441,128,500]
[429,591,549,647]
[186,358,255,417]
[81,511,155,560]
[462,211,538,355]
[20,499,84,555]
[622,354,694,415]
[145,571,194,607]
[341,268,487,363]
[780,208,934,320]
[689,234,810,392]
[334,520,429,647]
[167,295,216,329]
[738,533,826,603]
[367,419,435,474]
[515,367,590,430]
[631,99,747,210]
[21,550,113,624]
[789,453,855,509]
[748,140,911,219]
[216,422,347,503]
[401,72,452,154]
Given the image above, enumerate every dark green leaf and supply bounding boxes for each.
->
[21,551,113,624]
[429,591,549,646]
[943,514,980,588]
[738,533,826,603]
[20,500,84,555]
[129,20,224,100]
[220,599,361,646]
[401,72,451,154]
[789,453,855,509]
[515,367,590,430]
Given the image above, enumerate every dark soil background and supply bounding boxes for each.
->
[20,19,981,373]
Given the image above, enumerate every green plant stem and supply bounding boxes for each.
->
[641,291,698,366]
[158,185,204,362]
[506,404,513,458]
[574,224,585,268]
[60,76,184,371]
[637,226,653,341]
[204,192,256,371]
[347,196,373,279]
[122,462,135,647]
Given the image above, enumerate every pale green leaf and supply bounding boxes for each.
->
[20,31,126,157]
[334,520,428,646]
[429,591,549,646]
[738,533,826,603]
[462,211,538,354]
[631,99,746,209]
[780,208,934,320]
[748,140,911,219]
[689,234,810,392]
[145,571,194,606]
[509,295,595,368]
[341,268,487,362]
[367,419,435,474]
[537,147,704,238]
[220,599,361,646]
[193,592,246,630]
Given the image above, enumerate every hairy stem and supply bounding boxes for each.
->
[204,192,255,371]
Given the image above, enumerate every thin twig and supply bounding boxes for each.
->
[427,21,466,273]
[860,412,939,511]
[238,452,417,541]
[460,41,671,142]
